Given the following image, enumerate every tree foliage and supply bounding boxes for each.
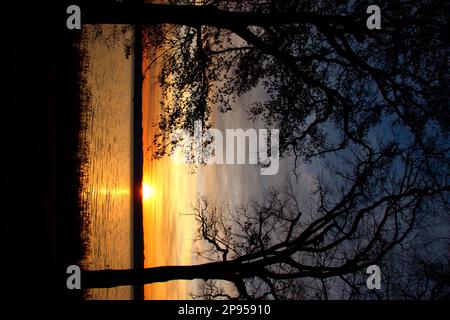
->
[83,0,450,299]
[144,0,449,171]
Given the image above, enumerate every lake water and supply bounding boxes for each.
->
[79,25,134,300]
[78,25,200,300]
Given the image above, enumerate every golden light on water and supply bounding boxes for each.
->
[98,188,130,196]
[142,183,156,200]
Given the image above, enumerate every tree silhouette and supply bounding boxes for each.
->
[131,0,450,167]
[81,0,450,298]
[83,144,449,298]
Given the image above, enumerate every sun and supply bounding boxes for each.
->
[142,183,155,200]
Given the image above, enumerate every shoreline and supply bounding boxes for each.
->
[5,1,85,298]
[132,24,145,300]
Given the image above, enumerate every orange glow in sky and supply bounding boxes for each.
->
[142,182,155,200]
[141,48,198,300]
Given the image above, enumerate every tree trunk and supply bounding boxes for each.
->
[82,261,245,288]
[81,0,352,28]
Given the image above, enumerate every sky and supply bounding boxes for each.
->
[80,15,449,300]
[78,24,311,300]
[140,44,317,299]
[142,52,198,299]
